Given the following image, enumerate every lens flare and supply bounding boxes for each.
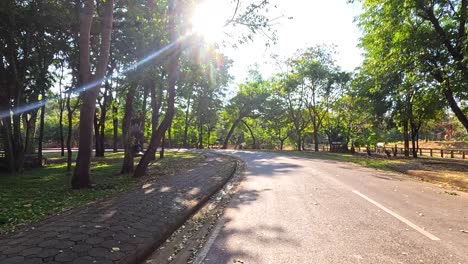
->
[0,35,190,120]
[191,0,228,43]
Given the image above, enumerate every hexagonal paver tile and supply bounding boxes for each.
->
[85,237,104,245]
[38,239,60,248]
[100,239,120,249]
[56,233,73,239]
[3,246,26,255]
[19,247,42,256]
[80,228,99,235]
[118,243,136,253]
[113,233,131,242]
[88,247,110,258]
[2,256,25,264]
[69,234,89,242]
[70,244,92,253]
[41,232,60,238]
[36,248,60,258]
[6,238,28,246]
[21,237,44,246]
[97,231,114,238]
[72,256,96,264]
[54,250,77,262]
[54,240,75,249]
[22,257,43,264]
[108,251,125,261]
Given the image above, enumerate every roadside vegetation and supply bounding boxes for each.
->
[280,151,468,192]
[1,0,467,231]
[0,152,202,233]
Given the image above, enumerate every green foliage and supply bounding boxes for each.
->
[354,0,468,134]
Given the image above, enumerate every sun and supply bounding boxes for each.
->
[191,0,228,43]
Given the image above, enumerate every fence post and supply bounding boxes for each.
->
[441,149,444,158]
[463,151,466,159]
[358,146,361,152]
[419,148,422,156]
[451,150,454,158]
[430,149,433,157]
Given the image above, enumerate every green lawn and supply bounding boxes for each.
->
[0,151,203,233]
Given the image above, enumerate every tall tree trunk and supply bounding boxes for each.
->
[93,110,101,156]
[403,120,410,157]
[411,131,418,158]
[12,110,24,172]
[59,103,65,156]
[296,129,302,151]
[137,83,149,149]
[198,122,203,149]
[112,99,118,153]
[133,53,179,177]
[182,92,191,148]
[242,120,256,149]
[121,84,136,174]
[222,118,241,149]
[95,81,109,157]
[133,2,180,177]
[37,94,45,167]
[410,121,418,158]
[443,86,468,133]
[160,133,165,159]
[167,125,172,148]
[66,93,75,171]
[58,63,65,157]
[313,117,319,152]
[416,131,419,150]
[207,127,212,148]
[23,111,37,154]
[0,118,15,174]
[72,0,114,189]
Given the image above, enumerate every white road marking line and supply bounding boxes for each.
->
[193,216,225,264]
[352,190,440,241]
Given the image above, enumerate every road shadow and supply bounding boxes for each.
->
[201,216,300,263]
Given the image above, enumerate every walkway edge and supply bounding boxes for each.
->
[130,155,239,264]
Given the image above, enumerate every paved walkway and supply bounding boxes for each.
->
[0,153,236,264]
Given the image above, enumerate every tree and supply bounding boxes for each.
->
[290,46,342,151]
[274,72,309,151]
[72,0,114,189]
[355,0,468,133]
[264,95,291,150]
[222,73,270,149]
[0,0,71,173]
[132,0,181,178]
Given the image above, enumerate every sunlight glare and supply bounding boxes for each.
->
[192,0,228,43]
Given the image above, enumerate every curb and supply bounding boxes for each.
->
[126,156,238,264]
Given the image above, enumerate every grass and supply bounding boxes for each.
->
[0,151,203,233]
[255,149,468,192]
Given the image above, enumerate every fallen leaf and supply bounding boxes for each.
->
[111,247,120,252]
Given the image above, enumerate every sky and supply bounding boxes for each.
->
[197,0,365,85]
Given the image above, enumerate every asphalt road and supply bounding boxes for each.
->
[195,150,468,264]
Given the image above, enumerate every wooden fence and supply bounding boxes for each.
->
[317,145,467,160]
